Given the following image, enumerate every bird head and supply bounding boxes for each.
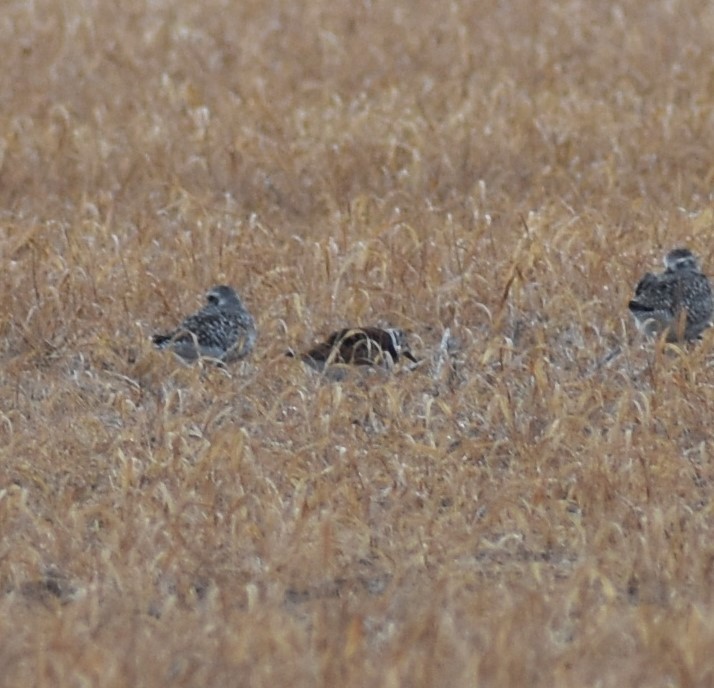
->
[664,248,699,272]
[206,285,238,307]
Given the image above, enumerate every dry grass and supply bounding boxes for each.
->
[2,0,714,685]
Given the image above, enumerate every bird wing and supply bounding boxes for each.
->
[175,310,234,347]
[629,274,676,315]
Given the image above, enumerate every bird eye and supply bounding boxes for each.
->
[207,293,219,304]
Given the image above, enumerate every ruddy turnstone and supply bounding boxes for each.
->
[291,326,417,371]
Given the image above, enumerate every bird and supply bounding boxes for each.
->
[152,285,257,362]
[289,327,418,372]
[628,248,713,342]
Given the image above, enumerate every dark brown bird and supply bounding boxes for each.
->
[290,327,417,372]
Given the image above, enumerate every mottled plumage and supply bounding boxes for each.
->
[291,327,417,371]
[628,248,713,341]
[152,285,256,362]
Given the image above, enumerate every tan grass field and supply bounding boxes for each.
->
[2,0,714,685]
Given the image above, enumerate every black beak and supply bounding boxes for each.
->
[402,350,419,363]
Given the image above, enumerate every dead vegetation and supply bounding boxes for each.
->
[2,0,714,685]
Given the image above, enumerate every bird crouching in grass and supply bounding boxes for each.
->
[628,248,713,342]
[152,285,257,363]
[288,326,418,372]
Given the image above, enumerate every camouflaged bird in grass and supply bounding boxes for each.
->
[290,327,418,372]
[628,248,713,342]
[152,285,257,362]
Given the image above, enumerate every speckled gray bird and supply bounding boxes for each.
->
[628,248,713,342]
[291,326,418,372]
[152,285,257,362]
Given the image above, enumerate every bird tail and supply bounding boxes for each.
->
[627,300,654,314]
[152,333,173,348]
